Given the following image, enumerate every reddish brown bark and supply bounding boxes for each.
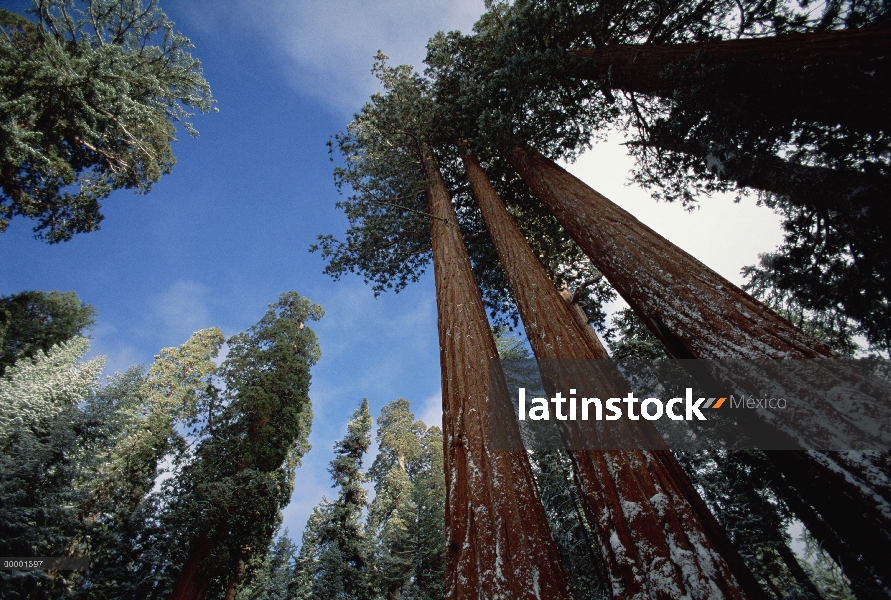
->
[507,144,831,361]
[462,146,762,599]
[421,142,573,599]
[506,144,891,590]
[169,531,215,600]
[570,26,891,131]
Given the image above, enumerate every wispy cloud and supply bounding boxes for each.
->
[147,280,215,345]
[417,390,442,428]
[190,0,483,115]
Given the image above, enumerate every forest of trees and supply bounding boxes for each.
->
[2,0,890,598]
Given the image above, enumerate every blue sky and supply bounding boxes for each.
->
[0,0,785,540]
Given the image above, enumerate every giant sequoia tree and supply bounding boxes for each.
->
[167,293,322,600]
[461,144,763,598]
[319,57,573,598]
[427,0,891,352]
[0,0,214,242]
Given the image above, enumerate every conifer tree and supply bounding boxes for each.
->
[607,307,887,598]
[79,328,224,599]
[463,146,762,598]
[292,506,326,598]
[319,56,573,598]
[232,532,297,600]
[0,0,215,242]
[504,144,891,589]
[297,399,374,600]
[493,330,608,599]
[367,399,445,600]
[0,290,96,375]
[166,292,322,600]
[0,337,104,598]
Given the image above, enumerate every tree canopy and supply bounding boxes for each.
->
[0,289,96,375]
[0,0,214,242]
[421,0,891,351]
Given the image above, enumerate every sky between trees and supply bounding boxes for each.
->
[0,0,787,539]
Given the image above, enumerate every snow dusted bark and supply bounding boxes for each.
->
[462,146,762,599]
[508,146,831,361]
[570,26,891,132]
[421,143,573,600]
[507,144,891,592]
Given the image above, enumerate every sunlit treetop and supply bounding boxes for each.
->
[0,0,215,242]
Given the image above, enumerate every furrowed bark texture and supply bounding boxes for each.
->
[462,147,760,599]
[570,26,891,132]
[507,144,891,592]
[421,143,573,600]
[507,146,832,361]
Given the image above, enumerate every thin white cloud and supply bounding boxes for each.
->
[148,280,214,345]
[417,390,442,428]
[203,0,483,114]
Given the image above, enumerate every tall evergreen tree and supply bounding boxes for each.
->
[367,399,445,600]
[0,0,215,242]
[463,146,762,598]
[298,399,374,600]
[231,532,297,600]
[319,56,574,598]
[607,308,887,598]
[78,328,224,599]
[0,290,96,375]
[0,337,104,599]
[167,292,322,600]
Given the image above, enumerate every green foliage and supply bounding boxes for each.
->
[742,261,866,356]
[0,289,96,375]
[0,337,104,598]
[742,224,888,355]
[316,54,615,328]
[298,399,374,600]
[78,329,224,599]
[367,399,445,600]
[233,532,297,600]
[0,291,322,599]
[312,54,435,296]
[160,292,323,597]
[294,398,444,600]
[0,0,215,242]
[425,1,612,159]
[493,326,530,360]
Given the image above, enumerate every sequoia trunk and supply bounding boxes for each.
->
[570,26,891,132]
[421,143,573,599]
[462,147,763,599]
[168,531,215,600]
[506,144,891,592]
